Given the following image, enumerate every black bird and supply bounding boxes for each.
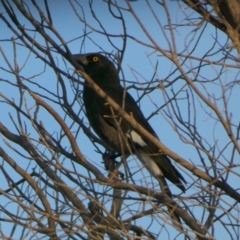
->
[71,52,186,227]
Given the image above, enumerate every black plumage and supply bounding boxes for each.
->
[72,52,186,227]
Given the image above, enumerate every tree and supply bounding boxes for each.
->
[0,1,240,239]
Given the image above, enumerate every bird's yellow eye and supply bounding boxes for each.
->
[92,56,99,62]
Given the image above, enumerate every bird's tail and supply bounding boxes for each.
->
[158,176,183,231]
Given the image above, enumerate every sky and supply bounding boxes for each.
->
[0,1,239,239]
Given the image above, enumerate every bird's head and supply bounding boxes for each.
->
[71,53,120,85]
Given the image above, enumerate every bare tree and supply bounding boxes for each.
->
[0,1,240,239]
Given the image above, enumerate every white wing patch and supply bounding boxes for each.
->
[127,130,162,176]
[128,130,147,147]
[137,149,163,176]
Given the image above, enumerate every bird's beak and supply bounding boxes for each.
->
[71,54,89,70]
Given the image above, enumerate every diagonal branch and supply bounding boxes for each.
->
[71,66,240,204]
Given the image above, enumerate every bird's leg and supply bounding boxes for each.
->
[102,151,124,179]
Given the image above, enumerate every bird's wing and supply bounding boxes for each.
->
[102,87,156,136]
[99,86,186,191]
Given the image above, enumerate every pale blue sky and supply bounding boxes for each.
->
[0,1,239,239]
